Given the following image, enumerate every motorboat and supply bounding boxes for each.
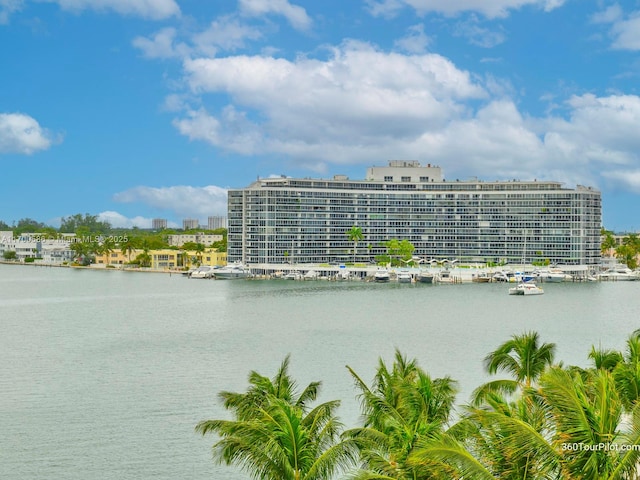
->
[373,268,390,283]
[438,268,457,284]
[536,267,572,282]
[492,270,515,282]
[189,265,216,279]
[597,267,639,281]
[283,271,303,280]
[396,270,412,283]
[213,262,252,279]
[509,282,544,295]
[472,272,492,283]
[416,270,435,283]
[303,270,319,280]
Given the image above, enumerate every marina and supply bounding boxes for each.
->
[1,263,639,479]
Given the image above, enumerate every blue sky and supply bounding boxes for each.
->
[1,0,640,231]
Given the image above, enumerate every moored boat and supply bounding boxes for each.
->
[472,272,492,283]
[597,267,639,281]
[397,270,412,283]
[509,282,544,295]
[374,268,390,283]
[536,267,572,282]
[189,265,216,279]
[213,262,252,279]
[416,270,435,283]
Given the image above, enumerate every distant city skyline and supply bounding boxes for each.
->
[1,1,640,231]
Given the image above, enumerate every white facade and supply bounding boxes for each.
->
[182,219,200,230]
[207,216,227,230]
[0,231,75,263]
[166,234,223,247]
[228,162,602,266]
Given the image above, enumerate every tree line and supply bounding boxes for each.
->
[198,330,640,479]
[601,229,640,269]
[0,213,227,265]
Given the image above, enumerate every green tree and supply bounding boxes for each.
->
[14,218,49,235]
[540,366,640,479]
[473,331,556,405]
[134,251,151,268]
[345,350,457,479]
[616,244,639,269]
[120,236,140,263]
[2,250,17,260]
[100,237,116,265]
[60,213,111,234]
[346,226,364,264]
[601,230,616,256]
[196,356,355,480]
[612,330,640,410]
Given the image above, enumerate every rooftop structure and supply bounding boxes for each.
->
[227,161,601,266]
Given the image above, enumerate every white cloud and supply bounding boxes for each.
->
[97,211,153,229]
[452,15,506,48]
[0,0,23,24]
[132,27,187,59]
[192,15,264,55]
[238,0,311,30]
[590,4,623,24]
[602,169,640,191]
[113,185,228,219]
[611,12,640,50]
[167,36,640,194]
[394,23,431,53]
[179,41,485,161]
[366,0,566,19]
[132,16,263,59]
[39,0,180,20]
[0,112,55,155]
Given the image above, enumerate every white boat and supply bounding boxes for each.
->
[416,270,435,284]
[373,268,390,283]
[509,282,544,295]
[303,270,319,280]
[492,270,515,282]
[213,262,252,279]
[472,272,492,283]
[597,267,639,281]
[283,271,303,280]
[396,270,412,283]
[536,267,572,282]
[189,265,216,279]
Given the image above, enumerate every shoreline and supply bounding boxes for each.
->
[0,259,608,283]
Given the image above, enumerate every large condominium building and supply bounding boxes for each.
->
[227,161,602,266]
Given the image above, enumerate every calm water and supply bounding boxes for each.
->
[1,264,638,479]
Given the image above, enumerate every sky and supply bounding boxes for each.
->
[1,0,640,231]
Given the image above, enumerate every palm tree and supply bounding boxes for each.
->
[100,237,116,266]
[346,226,363,264]
[410,393,557,480]
[120,236,139,263]
[344,350,457,479]
[539,366,640,479]
[473,331,555,405]
[196,356,356,480]
[613,330,640,410]
[414,335,640,480]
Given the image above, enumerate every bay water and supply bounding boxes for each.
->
[1,264,638,479]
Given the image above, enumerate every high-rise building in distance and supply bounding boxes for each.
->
[182,218,200,230]
[152,218,167,230]
[207,216,227,230]
[227,161,601,266]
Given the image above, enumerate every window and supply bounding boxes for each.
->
[384,176,393,182]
